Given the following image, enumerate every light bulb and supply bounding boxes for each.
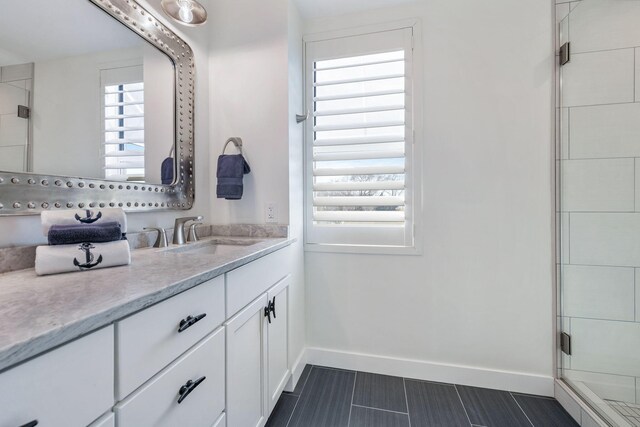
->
[177,0,194,23]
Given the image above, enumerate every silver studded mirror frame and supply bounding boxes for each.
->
[0,0,195,216]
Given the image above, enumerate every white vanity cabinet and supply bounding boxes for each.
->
[225,245,292,427]
[114,327,225,427]
[115,275,225,400]
[0,326,114,427]
[0,244,293,427]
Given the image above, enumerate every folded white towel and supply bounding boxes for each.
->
[35,240,131,276]
[41,208,127,235]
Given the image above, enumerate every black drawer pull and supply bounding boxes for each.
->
[265,297,276,324]
[178,313,206,333]
[270,296,276,319]
[178,376,206,404]
[264,305,272,324]
[19,421,38,427]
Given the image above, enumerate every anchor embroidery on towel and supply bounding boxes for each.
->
[74,209,103,224]
[73,243,104,270]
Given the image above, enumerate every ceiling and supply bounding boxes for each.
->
[294,0,419,19]
[0,0,143,67]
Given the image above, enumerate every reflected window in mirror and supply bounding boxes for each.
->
[102,66,145,182]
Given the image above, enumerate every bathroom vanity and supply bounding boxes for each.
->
[0,237,294,427]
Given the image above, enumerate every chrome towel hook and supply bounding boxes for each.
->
[223,137,243,155]
[296,111,310,124]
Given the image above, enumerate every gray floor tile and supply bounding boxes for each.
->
[288,366,355,427]
[513,394,579,427]
[457,385,532,427]
[353,372,407,413]
[405,379,470,427]
[265,393,299,427]
[349,405,410,427]
[291,364,313,396]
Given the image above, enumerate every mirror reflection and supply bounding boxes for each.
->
[0,0,175,184]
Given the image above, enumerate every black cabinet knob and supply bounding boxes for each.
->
[264,305,272,323]
[19,421,38,427]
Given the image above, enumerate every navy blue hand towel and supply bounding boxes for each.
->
[217,154,251,200]
[161,157,174,185]
[48,221,125,246]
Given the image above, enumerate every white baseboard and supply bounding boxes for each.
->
[306,347,554,397]
[285,348,309,393]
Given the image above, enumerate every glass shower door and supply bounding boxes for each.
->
[558,1,640,425]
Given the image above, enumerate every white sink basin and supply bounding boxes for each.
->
[163,237,264,255]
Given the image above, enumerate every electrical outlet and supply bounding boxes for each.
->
[266,203,278,223]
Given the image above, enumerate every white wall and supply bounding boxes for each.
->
[208,0,290,225]
[208,0,308,382]
[286,0,307,384]
[303,1,555,395]
[0,0,212,247]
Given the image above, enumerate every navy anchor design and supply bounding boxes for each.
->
[75,209,103,224]
[73,243,104,270]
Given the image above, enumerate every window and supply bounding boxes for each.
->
[101,65,145,182]
[304,24,421,252]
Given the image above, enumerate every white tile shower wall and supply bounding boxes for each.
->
[0,115,27,147]
[559,0,640,406]
[635,272,640,323]
[561,159,634,212]
[569,0,640,53]
[636,48,640,102]
[562,265,635,321]
[569,213,640,266]
[562,49,635,107]
[0,64,31,173]
[569,103,640,159]
[571,318,640,377]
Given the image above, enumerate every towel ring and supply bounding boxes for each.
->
[223,137,243,155]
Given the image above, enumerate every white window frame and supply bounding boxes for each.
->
[303,20,423,255]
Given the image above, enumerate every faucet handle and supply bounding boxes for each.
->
[144,227,168,248]
[187,223,200,243]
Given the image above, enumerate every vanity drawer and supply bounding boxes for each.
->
[116,276,225,399]
[115,327,225,427]
[226,246,291,316]
[0,326,114,427]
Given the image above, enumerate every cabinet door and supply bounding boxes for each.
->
[0,326,113,427]
[226,294,269,427]
[267,276,291,412]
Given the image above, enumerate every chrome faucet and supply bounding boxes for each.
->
[173,216,203,245]
[144,227,168,248]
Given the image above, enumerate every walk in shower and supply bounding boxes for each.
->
[557,1,640,425]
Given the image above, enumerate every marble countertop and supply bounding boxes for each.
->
[0,236,293,372]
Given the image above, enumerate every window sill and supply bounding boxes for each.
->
[304,242,421,256]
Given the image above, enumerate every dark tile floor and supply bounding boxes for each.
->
[266,365,579,427]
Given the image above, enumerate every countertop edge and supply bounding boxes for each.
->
[0,238,294,373]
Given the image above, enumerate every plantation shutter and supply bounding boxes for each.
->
[101,65,145,182]
[305,27,415,248]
